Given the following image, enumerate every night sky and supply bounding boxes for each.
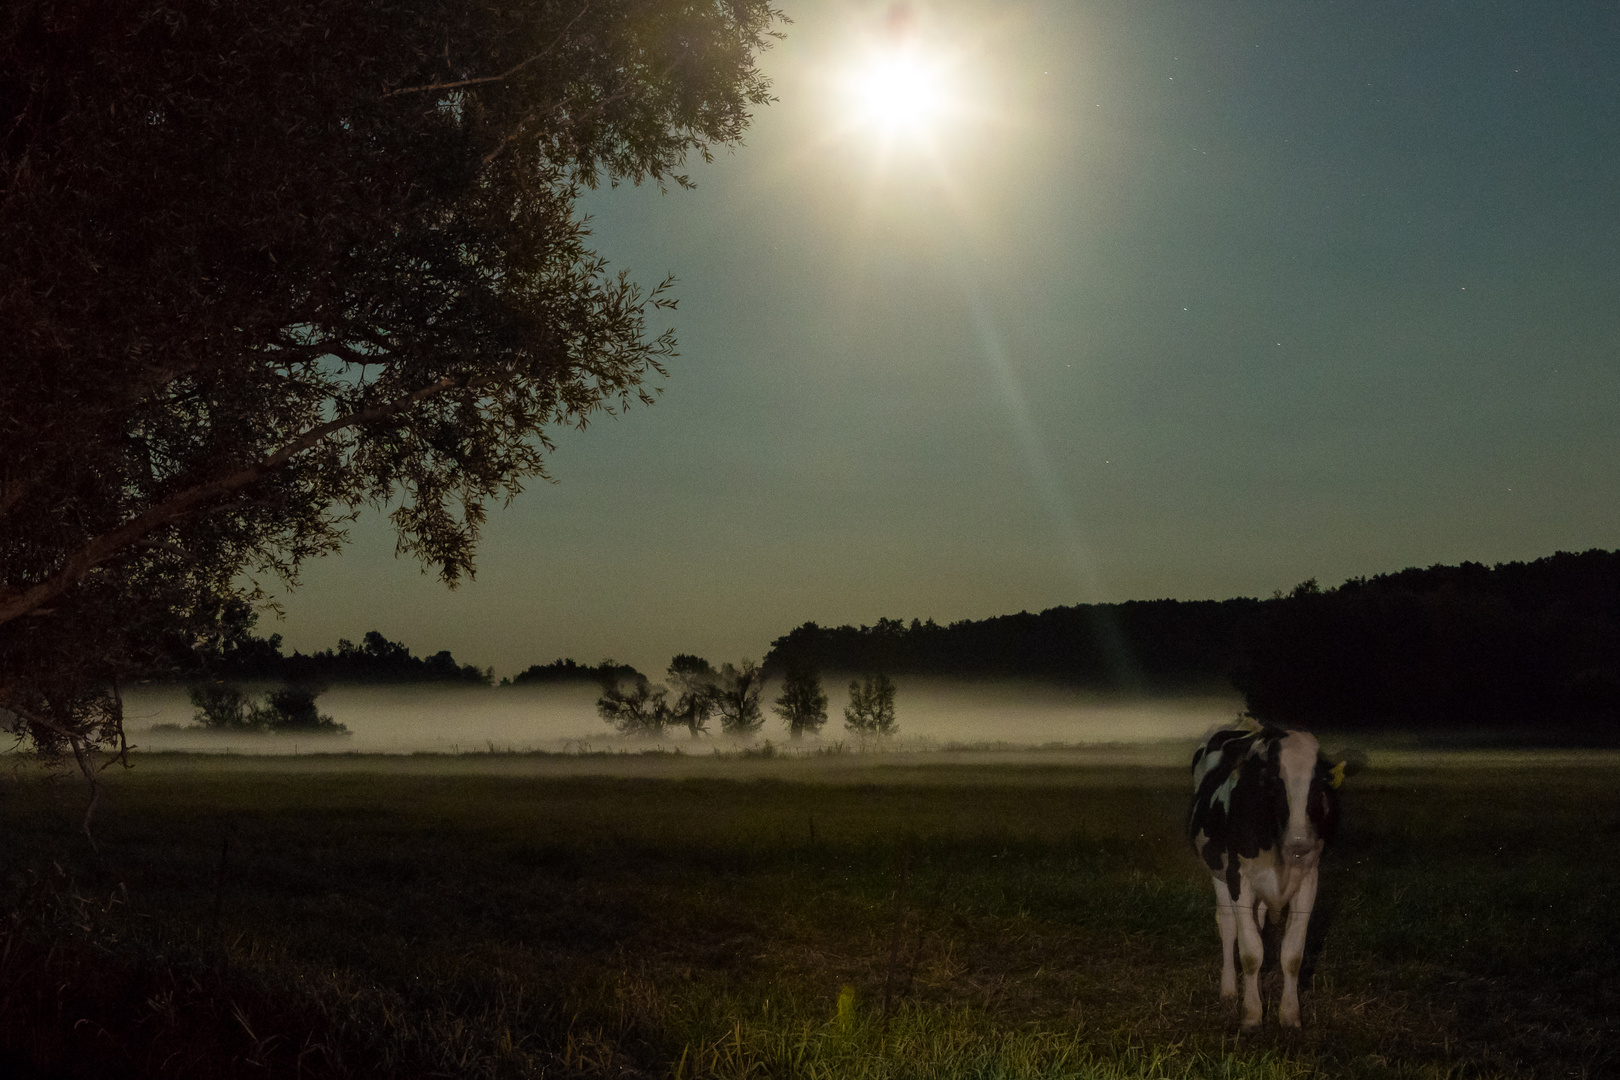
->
[269,1,1620,677]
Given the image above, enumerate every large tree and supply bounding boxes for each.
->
[0,0,780,780]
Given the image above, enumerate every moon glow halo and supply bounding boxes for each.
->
[847,47,953,141]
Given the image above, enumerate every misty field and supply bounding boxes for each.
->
[1,749,1616,1079]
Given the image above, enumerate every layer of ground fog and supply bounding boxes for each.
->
[2,747,1616,1079]
[122,681,1244,754]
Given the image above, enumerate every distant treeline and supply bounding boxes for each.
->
[216,636,643,688]
[218,630,491,685]
[1233,549,1620,734]
[763,602,1261,689]
[765,549,1620,737]
[206,549,1620,736]
[502,659,642,687]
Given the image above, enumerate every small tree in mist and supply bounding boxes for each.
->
[774,659,828,738]
[189,683,251,729]
[716,660,765,736]
[667,654,720,736]
[844,672,898,737]
[596,665,671,735]
[261,686,346,733]
[187,681,346,733]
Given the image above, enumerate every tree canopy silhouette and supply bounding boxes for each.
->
[666,654,720,736]
[843,672,897,737]
[0,0,781,771]
[1234,550,1620,736]
[218,630,491,685]
[763,550,1620,741]
[764,601,1260,688]
[505,658,643,688]
[773,658,827,739]
[716,660,765,735]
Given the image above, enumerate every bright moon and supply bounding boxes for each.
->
[845,48,954,140]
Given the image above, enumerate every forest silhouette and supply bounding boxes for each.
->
[211,549,1620,739]
[763,549,1620,739]
[216,630,491,686]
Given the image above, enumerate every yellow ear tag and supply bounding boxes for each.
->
[1329,760,1346,789]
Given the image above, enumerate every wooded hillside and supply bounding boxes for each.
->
[767,549,1620,737]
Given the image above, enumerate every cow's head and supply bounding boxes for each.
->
[1276,730,1341,863]
[1270,731,1334,867]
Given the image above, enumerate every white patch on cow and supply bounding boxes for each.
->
[1210,767,1241,812]
[1278,731,1323,860]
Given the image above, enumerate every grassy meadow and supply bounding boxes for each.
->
[1,747,1616,1079]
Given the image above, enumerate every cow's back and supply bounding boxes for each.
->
[1188,726,1293,897]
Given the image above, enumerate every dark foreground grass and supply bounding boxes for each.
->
[1,753,1616,1078]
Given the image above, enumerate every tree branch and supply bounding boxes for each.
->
[0,700,106,851]
[384,5,589,99]
[481,81,636,168]
[1,358,212,527]
[0,375,460,628]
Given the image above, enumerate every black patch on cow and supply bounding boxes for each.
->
[1188,725,1334,902]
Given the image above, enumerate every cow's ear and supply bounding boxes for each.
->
[1323,747,1368,785]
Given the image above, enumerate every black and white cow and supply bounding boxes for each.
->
[1188,722,1344,1028]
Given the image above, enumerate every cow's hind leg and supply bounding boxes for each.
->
[1212,877,1238,999]
[1232,876,1265,1028]
[1278,867,1318,1028]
